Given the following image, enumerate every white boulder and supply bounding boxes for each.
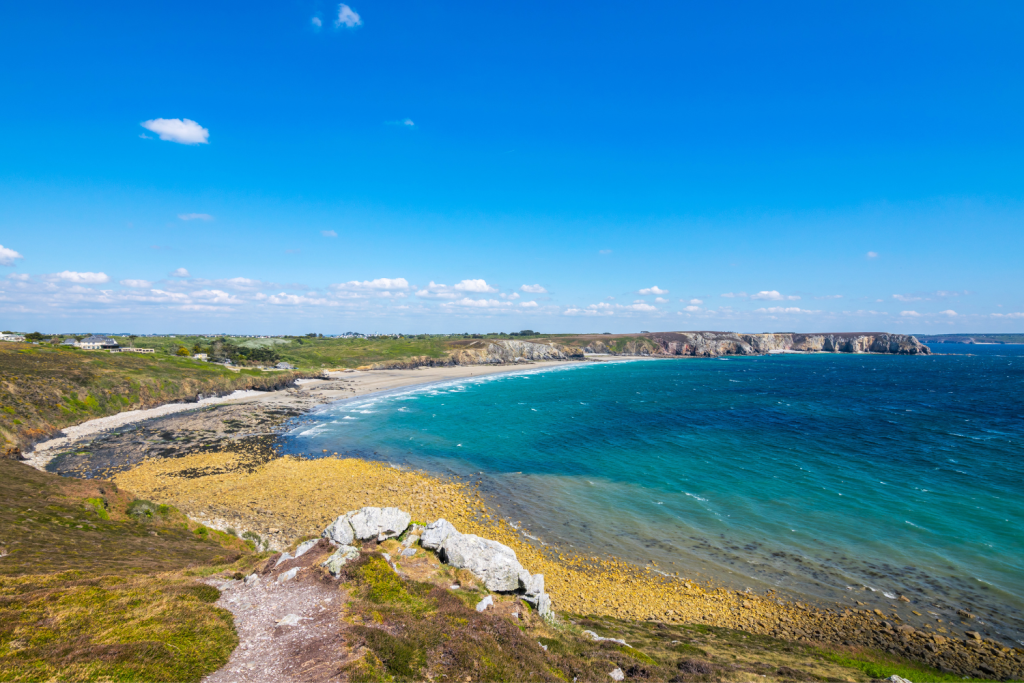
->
[420,518,458,549]
[321,545,360,576]
[322,507,411,544]
[441,532,527,592]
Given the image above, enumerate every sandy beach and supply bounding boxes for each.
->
[25,359,587,471]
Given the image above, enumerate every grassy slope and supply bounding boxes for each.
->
[0,460,262,682]
[0,343,309,452]
[329,540,994,683]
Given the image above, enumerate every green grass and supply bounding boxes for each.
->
[0,343,309,451]
[0,460,260,682]
[819,648,993,683]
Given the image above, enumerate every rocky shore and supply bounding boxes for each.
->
[112,446,1021,680]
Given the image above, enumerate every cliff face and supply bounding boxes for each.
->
[584,332,930,357]
[359,333,928,370]
[360,340,584,370]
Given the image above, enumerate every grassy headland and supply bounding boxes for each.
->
[0,459,263,682]
[0,343,310,453]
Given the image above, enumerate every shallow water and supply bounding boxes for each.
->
[282,344,1024,644]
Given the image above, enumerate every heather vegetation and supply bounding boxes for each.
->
[0,460,262,682]
[0,343,309,452]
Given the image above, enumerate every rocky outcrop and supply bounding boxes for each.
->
[359,340,584,370]
[321,507,553,619]
[584,332,929,358]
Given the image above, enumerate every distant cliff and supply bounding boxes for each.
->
[582,332,930,357]
[358,332,928,370]
[358,340,584,370]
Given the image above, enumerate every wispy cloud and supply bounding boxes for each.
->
[564,302,658,316]
[686,298,703,305]
[815,294,843,300]
[938,310,958,317]
[120,279,152,288]
[893,294,921,302]
[599,249,612,255]
[140,118,209,145]
[521,284,546,294]
[900,310,921,317]
[866,251,879,259]
[336,3,362,27]
[49,271,110,284]
[992,312,1024,319]
[321,230,338,238]
[178,213,213,221]
[7,273,29,281]
[311,16,322,28]
[0,244,24,266]
[754,306,819,314]
[638,285,668,295]
[721,292,747,299]
[454,279,497,293]
[520,301,538,308]
[171,268,190,278]
[751,290,800,301]
[332,278,410,293]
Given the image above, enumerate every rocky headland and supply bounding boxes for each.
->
[359,332,930,370]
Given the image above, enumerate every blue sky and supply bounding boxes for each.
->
[1,1,1022,334]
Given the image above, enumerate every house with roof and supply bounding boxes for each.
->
[0,334,26,342]
[78,336,119,350]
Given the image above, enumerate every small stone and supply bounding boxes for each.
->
[609,668,624,681]
[898,595,910,602]
[321,545,359,577]
[294,539,318,558]
[401,548,416,557]
[537,640,545,649]
[476,595,493,612]
[244,573,260,585]
[884,676,912,683]
[966,631,982,641]
[276,614,302,626]
[277,567,300,584]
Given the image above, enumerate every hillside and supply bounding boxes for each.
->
[0,343,309,453]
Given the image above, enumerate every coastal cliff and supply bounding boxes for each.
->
[359,332,928,370]
[583,332,931,358]
[358,339,584,370]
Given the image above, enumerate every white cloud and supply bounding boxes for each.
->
[866,251,879,259]
[754,307,820,314]
[938,310,957,317]
[520,301,538,308]
[599,249,612,255]
[687,298,703,305]
[815,294,843,300]
[655,297,668,303]
[403,119,415,126]
[445,298,512,308]
[683,305,702,312]
[453,279,497,293]
[220,277,264,291]
[500,292,520,300]
[992,312,1024,319]
[521,284,546,294]
[565,301,657,316]
[0,244,24,266]
[721,292,747,299]
[333,278,410,292]
[267,293,334,306]
[178,213,213,221]
[171,268,190,278]
[893,294,921,302]
[54,271,110,284]
[7,273,29,281]
[336,3,362,27]
[191,289,242,305]
[311,16,322,27]
[900,310,921,317]
[322,230,338,237]
[415,282,459,299]
[120,279,152,288]
[751,290,800,301]
[140,118,209,145]
[638,285,668,295]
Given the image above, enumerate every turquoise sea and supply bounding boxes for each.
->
[283,343,1024,645]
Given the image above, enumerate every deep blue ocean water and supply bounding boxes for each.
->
[283,343,1024,644]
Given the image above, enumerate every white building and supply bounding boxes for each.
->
[0,334,26,342]
[79,336,119,350]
